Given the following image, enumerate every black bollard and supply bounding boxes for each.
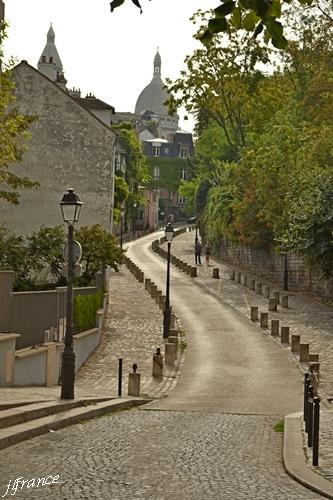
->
[312,397,320,466]
[307,385,314,447]
[118,358,123,397]
[304,373,310,423]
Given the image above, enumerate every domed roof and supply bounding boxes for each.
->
[135,49,170,116]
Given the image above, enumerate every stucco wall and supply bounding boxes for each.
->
[0,62,116,235]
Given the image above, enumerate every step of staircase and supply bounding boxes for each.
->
[0,397,111,429]
[0,397,151,450]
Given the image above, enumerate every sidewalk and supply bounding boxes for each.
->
[164,230,333,492]
[0,266,183,406]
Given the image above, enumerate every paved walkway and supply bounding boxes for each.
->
[166,230,333,485]
[0,266,183,405]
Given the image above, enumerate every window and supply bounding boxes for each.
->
[41,56,46,63]
[138,210,144,220]
[178,195,186,204]
[153,167,160,180]
[164,148,169,154]
[49,56,53,63]
[180,147,189,159]
[180,169,188,180]
[153,145,160,157]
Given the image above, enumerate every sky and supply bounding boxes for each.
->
[4,0,217,132]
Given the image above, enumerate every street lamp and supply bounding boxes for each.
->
[133,201,137,236]
[120,206,125,248]
[163,222,174,338]
[60,188,82,399]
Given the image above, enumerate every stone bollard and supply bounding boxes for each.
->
[249,279,255,291]
[291,334,300,353]
[271,319,279,336]
[309,353,319,363]
[251,306,259,322]
[299,343,309,363]
[150,285,157,298]
[273,290,280,304]
[213,268,219,279]
[152,348,164,378]
[169,328,179,338]
[182,262,188,272]
[165,343,176,367]
[310,362,320,379]
[241,274,248,287]
[268,298,277,311]
[145,278,151,291]
[281,295,289,308]
[280,326,289,344]
[159,295,166,310]
[170,314,176,330]
[263,286,270,299]
[230,270,235,280]
[260,312,268,328]
[186,265,192,275]
[155,290,162,304]
[168,335,178,351]
[128,364,141,396]
[255,282,262,295]
[190,267,197,278]
[139,271,144,283]
[236,272,241,284]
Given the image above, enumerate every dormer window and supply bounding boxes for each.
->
[180,147,189,159]
[49,56,53,63]
[155,66,160,73]
[42,56,46,63]
[153,145,160,157]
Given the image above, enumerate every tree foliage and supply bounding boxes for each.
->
[0,23,39,205]
[173,8,333,276]
[109,0,333,49]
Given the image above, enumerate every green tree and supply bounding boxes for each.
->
[27,225,66,280]
[75,224,124,284]
[0,23,39,204]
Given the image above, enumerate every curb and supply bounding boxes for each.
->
[284,412,333,499]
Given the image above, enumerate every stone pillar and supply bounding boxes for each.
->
[155,290,162,304]
[138,271,144,283]
[268,298,277,311]
[150,285,157,298]
[291,334,300,353]
[280,326,289,344]
[281,295,289,308]
[241,274,247,287]
[168,335,178,351]
[251,306,258,322]
[152,348,164,378]
[0,271,14,331]
[191,267,197,278]
[165,343,176,367]
[159,295,166,311]
[213,268,219,279]
[249,279,255,291]
[299,343,309,362]
[273,290,280,304]
[230,270,235,280]
[271,319,279,336]
[263,286,270,298]
[128,364,141,396]
[255,282,262,295]
[145,278,151,291]
[236,272,241,284]
[260,312,268,328]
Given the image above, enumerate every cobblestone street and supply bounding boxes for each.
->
[0,409,323,499]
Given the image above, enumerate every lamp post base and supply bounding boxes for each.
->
[60,350,76,399]
[163,308,171,339]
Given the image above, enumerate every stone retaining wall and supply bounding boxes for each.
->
[218,239,333,301]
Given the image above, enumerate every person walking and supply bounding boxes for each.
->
[194,240,202,265]
[204,242,211,266]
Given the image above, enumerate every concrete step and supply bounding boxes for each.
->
[0,397,111,430]
[0,397,151,450]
